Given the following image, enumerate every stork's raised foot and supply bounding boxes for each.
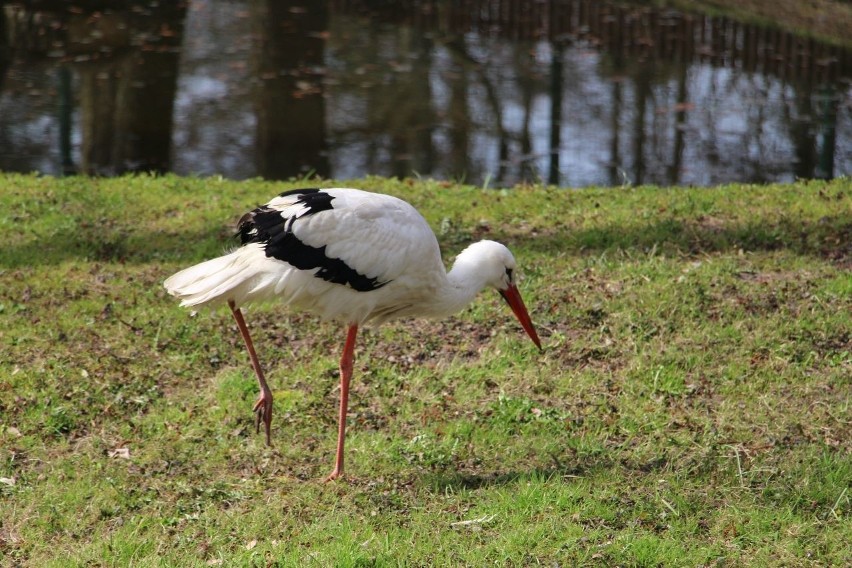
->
[253,387,273,446]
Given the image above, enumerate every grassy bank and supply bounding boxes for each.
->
[665,0,852,48]
[0,174,850,566]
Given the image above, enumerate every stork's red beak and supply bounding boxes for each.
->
[499,284,542,351]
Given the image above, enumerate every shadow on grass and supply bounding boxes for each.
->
[417,458,615,492]
[3,212,849,269]
[507,215,851,263]
[415,449,713,492]
[0,226,234,268]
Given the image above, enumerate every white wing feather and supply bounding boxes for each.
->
[290,189,440,285]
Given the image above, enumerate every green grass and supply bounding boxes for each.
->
[663,0,852,49]
[1,173,850,566]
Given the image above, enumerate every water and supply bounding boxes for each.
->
[1,0,850,187]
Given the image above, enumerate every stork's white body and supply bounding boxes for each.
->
[164,187,540,480]
[165,189,488,324]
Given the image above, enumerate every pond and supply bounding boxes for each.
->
[1,0,850,187]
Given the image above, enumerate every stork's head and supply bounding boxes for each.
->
[459,240,542,350]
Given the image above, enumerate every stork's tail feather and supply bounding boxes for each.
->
[164,246,274,308]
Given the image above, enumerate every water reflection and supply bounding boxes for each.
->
[2,0,186,175]
[251,1,329,179]
[0,0,849,186]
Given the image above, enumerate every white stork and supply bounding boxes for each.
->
[164,187,541,480]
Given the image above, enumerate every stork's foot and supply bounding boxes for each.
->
[253,387,273,446]
[324,468,344,482]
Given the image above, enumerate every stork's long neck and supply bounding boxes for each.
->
[428,252,491,319]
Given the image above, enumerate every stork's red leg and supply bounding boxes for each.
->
[326,324,358,481]
[229,300,273,446]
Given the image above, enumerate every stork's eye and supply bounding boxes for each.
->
[505,268,514,284]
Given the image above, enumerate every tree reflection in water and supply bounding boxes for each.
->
[0,0,848,186]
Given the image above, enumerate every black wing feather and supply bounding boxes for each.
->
[236,189,388,292]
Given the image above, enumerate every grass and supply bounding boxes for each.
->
[0,173,850,566]
[664,0,852,48]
